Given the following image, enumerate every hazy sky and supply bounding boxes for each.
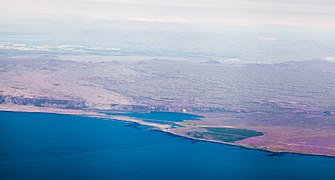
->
[1,0,335,62]
[1,0,335,27]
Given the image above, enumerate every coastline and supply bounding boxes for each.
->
[160,129,335,159]
[0,104,334,158]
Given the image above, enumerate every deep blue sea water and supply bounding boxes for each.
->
[0,111,334,180]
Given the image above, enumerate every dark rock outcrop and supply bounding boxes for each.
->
[323,111,332,116]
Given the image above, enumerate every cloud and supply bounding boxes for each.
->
[324,56,335,62]
[258,36,277,41]
[2,0,335,28]
[0,42,121,53]
[222,58,243,64]
[127,17,194,24]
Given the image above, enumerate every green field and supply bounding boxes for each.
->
[186,127,264,143]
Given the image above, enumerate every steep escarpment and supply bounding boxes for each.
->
[0,95,87,109]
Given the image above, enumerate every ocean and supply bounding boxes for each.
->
[0,111,334,179]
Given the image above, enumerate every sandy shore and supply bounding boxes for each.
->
[0,104,171,129]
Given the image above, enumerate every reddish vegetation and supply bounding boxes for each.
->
[189,110,335,157]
